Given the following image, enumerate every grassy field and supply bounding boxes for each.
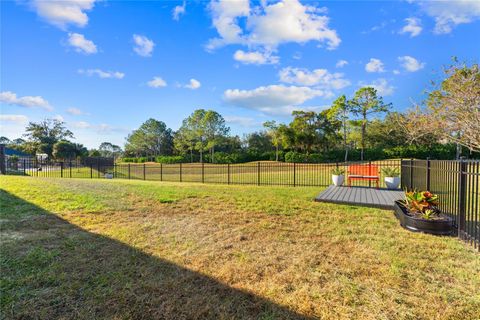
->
[1,176,479,319]
[25,160,401,188]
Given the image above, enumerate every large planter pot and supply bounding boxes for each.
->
[393,200,454,235]
[384,176,400,189]
[332,174,344,186]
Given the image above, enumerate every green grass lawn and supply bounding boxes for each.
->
[1,176,479,319]
[25,160,401,188]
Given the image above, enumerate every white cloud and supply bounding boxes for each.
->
[30,0,96,29]
[147,77,167,88]
[0,91,53,111]
[398,56,425,72]
[67,33,97,54]
[173,2,186,20]
[361,78,395,96]
[224,115,258,127]
[365,58,385,73]
[418,0,480,34]
[223,84,327,115]
[72,121,91,129]
[400,17,422,37]
[133,34,155,57]
[0,114,29,124]
[336,59,348,68]
[278,67,350,90]
[393,69,401,75]
[78,69,125,79]
[233,50,279,65]
[207,0,340,52]
[184,79,201,90]
[66,107,89,116]
[53,114,65,122]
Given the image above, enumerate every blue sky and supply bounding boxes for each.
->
[1,0,479,148]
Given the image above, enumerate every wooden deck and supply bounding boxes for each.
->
[315,186,404,210]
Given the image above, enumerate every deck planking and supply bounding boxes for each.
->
[315,185,404,210]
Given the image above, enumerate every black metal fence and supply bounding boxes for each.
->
[5,158,400,188]
[401,159,479,250]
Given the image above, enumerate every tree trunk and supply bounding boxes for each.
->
[275,145,279,161]
[212,145,215,163]
[361,113,366,161]
[200,150,203,163]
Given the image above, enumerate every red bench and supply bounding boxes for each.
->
[347,164,380,188]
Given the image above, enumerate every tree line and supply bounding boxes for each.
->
[2,60,479,163]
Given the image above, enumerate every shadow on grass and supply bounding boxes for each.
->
[0,189,312,320]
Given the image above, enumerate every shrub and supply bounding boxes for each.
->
[381,167,400,177]
[331,168,345,175]
[403,190,440,219]
[155,156,187,164]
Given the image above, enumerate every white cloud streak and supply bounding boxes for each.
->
[365,58,385,73]
[400,17,422,37]
[68,33,97,54]
[184,79,201,90]
[133,34,155,57]
[278,67,350,90]
[173,2,186,20]
[30,0,96,30]
[0,91,53,111]
[418,0,480,34]
[361,78,395,96]
[147,77,167,88]
[78,69,125,79]
[398,56,425,72]
[0,114,29,124]
[223,84,328,116]
[207,0,340,54]
[233,50,279,65]
[336,60,348,68]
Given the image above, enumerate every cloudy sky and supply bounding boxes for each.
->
[1,0,479,148]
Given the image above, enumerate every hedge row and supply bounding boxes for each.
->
[119,144,477,164]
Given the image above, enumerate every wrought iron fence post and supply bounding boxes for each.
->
[60,161,63,178]
[426,158,431,191]
[113,163,116,179]
[202,162,204,183]
[257,162,260,186]
[180,163,182,182]
[293,162,296,187]
[70,160,72,178]
[369,160,372,187]
[23,159,27,176]
[97,162,100,179]
[160,163,163,181]
[143,163,146,180]
[227,163,230,185]
[128,164,131,180]
[90,164,93,179]
[458,158,467,239]
[410,158,414,190]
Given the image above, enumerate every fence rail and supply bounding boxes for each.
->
[5,158,400,188]
[401,159,479,250]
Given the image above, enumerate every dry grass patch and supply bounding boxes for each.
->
[1,176,479,319]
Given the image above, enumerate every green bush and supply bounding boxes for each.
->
[155,156,186,164]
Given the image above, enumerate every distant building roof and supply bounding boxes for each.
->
[4,147,33,157]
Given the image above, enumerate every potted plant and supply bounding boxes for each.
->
[381,167,400,189]
[393,190,454,235]
[331,167,345,186]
